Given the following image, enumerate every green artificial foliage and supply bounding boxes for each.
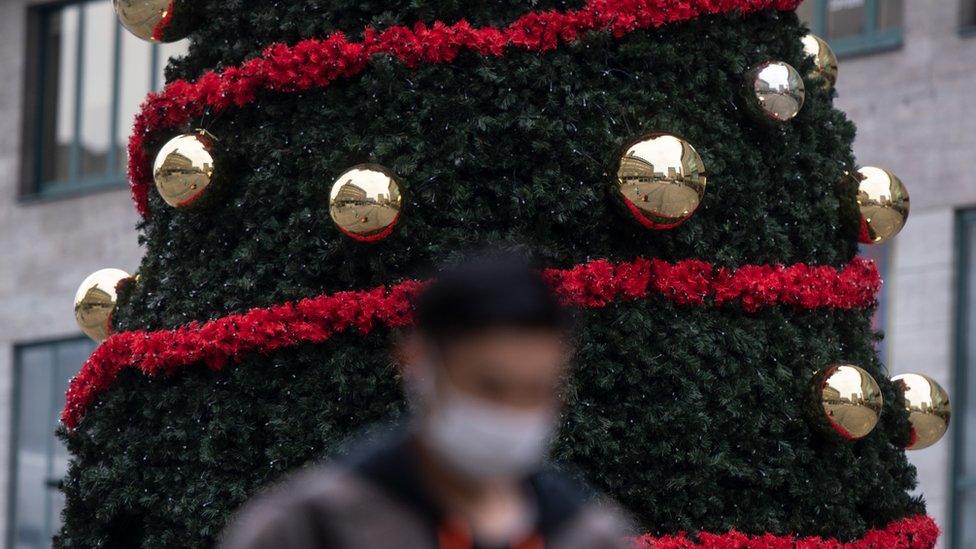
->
[168,0,586,79]
[57,3,922,547]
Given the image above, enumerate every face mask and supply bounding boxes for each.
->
[417,375,557,481]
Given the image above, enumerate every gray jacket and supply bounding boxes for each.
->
[219,432,632,549]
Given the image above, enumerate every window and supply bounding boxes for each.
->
[962,0,976,32]
[7,338,96,549]
[954,210,976,549]
[25,0,187,197]
[796,0,904,57]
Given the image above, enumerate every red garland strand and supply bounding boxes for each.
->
[62,256,878,429]
[127,0,802,217]
[631,514,939,548]
[151,0,176,42]
[100,7,931,544]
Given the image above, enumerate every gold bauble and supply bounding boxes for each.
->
[329,164,403,241]
[113,0,189,43]
[614,133,707,229]
[807,364,883,441]
[856,167,910,244]
[153,133,218,209]
[893,374,951,450]
[801,33,838,91]
[74,269,131,342]
[744,61,806,122]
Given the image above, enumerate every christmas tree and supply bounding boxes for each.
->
[61,0,949,547]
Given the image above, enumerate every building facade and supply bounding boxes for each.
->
[0,1,180,547]
[0,0,972,547]
[816,1,976,546]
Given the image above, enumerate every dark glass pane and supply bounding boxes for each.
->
[12,339,95,549]
[79,1,115,179]
[827,0,866,39]
[964,220,976,481]
[965,1,976,28]
[878,0,903,31]
[13,347,54,549]
[53,340,92,465]
[38,5,81,187]
[49,340,94,535]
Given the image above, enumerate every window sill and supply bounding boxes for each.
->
[832,29,904,59]
[19,178,129,206]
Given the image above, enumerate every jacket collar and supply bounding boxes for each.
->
[349,426,588,539]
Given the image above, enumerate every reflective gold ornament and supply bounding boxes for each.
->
[153,132,218,209]
[744,61,805,122]
[856,167,910,244]
[801,33,838,91]
[807,364,883,441]
[893,374,951,450]
[614,133,707,229]
[74,268,131,342]
[329,164,403,241]
[113,0,190,43]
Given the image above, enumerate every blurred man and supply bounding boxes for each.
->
[219,255,632,549]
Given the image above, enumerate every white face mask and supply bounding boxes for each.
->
[413,372,557,481]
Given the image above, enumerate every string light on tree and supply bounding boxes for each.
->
[743,61,805,122]
[806,364,883,441]
[74,268,131,342]
[856,166,910,244]
[892,374,951,450]
[613,133,707,229]
[153,132,219,209]
[113,0,192,43]
[329,164,403,242]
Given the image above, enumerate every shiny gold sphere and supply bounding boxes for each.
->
[744,61,806,122]
[614,133,707,229]
[856,166,910,244]
[329,164,403,241]
[153,133,218,209]
[801,33,838,91]
[113,0,189,43]
[807,364,884,441]
[74,269,131,342]
[893,374,951,450]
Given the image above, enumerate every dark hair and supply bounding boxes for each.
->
[413,253,574,342]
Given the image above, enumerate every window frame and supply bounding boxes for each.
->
[952,209,976,549]
[5,336,95,549]
[19,0,172,201]
[805,0,904,58]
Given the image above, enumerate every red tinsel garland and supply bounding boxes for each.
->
[62,256,878,429]
[150,0,176,42]
[632,514,939,548]
[127,0,802,217]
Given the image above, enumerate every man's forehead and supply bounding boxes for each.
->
[433,328,568,354]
